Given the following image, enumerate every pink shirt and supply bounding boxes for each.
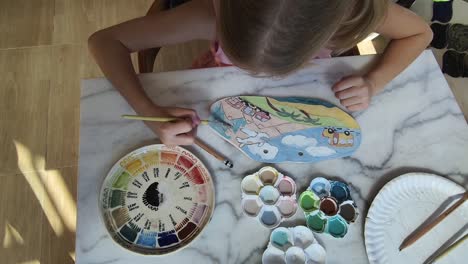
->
[192,41,332,69]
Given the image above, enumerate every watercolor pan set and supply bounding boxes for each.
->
[262,226,326,264]
[241,167,298,228]
[99,145,215,255]
[299,177,358,238]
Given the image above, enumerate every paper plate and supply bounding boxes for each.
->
[365,173,468,264]
[99,144,215,255]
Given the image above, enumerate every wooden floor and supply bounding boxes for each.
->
[0,1,466,263]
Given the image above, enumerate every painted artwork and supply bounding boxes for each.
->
[209,96,362,163]
[99,144,215,255]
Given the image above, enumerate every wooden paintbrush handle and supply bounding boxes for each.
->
[194,138,224,161]
[400,192,468,250]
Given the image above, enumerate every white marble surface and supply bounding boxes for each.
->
[77,50,468,264]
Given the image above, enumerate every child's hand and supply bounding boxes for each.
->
[143,106,201,146]
[332,75,376,111]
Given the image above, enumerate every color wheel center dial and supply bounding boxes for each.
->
[143,182,163,209]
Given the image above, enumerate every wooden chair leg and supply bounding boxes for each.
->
[137,0,166,73]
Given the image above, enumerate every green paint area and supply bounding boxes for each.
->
[306,211,327,233]
[299,191,320,212]
[271,229,290,248]
[112,170,131,190]
[110,189,126,208]
[240,96,346,128]
[327,215,348,238]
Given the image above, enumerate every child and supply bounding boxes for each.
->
[88,0,433,146]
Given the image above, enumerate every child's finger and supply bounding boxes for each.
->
[175,133,195,145]
[340,96,367,107]
[335,86,365,99]
[169,108,201,126]
[332,76,364,92]
[160,120,193,135]
[347,103,369,112]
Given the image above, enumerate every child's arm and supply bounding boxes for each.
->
[332,3,433,111]
[88,0,215,145]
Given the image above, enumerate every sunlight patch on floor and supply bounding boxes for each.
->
[3,221,24,248]
[17,260,40,264]
[14,141,64,236]
[39,169,77,232]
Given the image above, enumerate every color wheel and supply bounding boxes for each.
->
[99,144,215,255]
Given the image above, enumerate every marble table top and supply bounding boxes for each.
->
[76,50,468,264]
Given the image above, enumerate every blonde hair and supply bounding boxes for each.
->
[218,0,389,76]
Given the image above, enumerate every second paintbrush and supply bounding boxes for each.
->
[122,114,232,127]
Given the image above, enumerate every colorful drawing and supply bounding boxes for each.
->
[99,145,215,255]
[209,96,362,163]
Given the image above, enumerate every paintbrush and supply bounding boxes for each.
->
[399,192,468,251]
[423,233,468,264]
[194,138,233,168]
[122,114,232,127]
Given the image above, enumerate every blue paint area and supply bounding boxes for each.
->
[230,118,247,133]
[271,229,290,247]
[209,102,230,139]
[158,231,179,247]
[330,181,350,204]
[261,210,278,226]
[210,102,247,138]
[240,127,361,163]
[271,96,336,108]
[310,177,331,198]
[136,231,158,248]
[119,224,138,243]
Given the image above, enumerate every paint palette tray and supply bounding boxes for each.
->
[262,226,326,264]
[241,167,298,228]
[99,144,215,255]
[299,177,358,238]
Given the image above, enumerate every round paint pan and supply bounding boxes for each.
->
[258,166,279,186]
[277,176,296,196]
[319,196,339,216]
[241,174,263,195]
[262,245,286,264]
[304,243,327,264]
[309,177,331,198]
[99,144,215,255]
[338,200,359,223]
[241,195,263,217]
[298,191,320,213]
[269,227,293,251]
[326,215,348,238]
[306,211,327,233]
[259,185,281,205]
[258,205,282,229]
[276,197,298,218]
[285,246,307,264]
[330,181,350,204]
